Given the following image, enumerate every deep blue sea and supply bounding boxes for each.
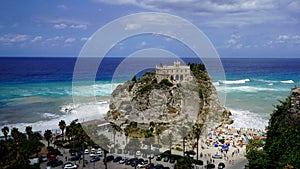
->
[0,57,299,132]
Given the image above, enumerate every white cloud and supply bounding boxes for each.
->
[70,24,87,30]
[31,36,43,43]
[0,34,29,44]
[46,36,64,42]
[223,33,245,49]
[275,34,300,44]
[94,0,136,5]
[53,23,68,29]
[95,0,297,27]
[35,17,89,25]
[65,38,76,43]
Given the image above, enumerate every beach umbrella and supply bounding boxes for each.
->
[214,143,219,147]
[221,144,229,150]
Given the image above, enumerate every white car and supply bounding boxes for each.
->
[137,161,148,168]
[84,149,89,154]
[90,153,96,157]
[136,151,141,156]
[96,150,102,156]
[91,148,96,153]
[63,163,78,169]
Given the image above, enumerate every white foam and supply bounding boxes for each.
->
[228,108,268,130]
[213,82,220,86]
[219,79,250,85]
[216,85,278,93]
[280,80,294,84]
[0,99,110,136]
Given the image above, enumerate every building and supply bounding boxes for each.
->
[155,61,193,84]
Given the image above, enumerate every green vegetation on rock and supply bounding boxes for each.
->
[247,89,300,169]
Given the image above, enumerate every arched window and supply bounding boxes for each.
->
[176,74,179,80]
[180,75,184,81]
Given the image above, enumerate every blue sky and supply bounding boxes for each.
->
[0,0,299,58]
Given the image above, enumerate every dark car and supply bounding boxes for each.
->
[70,155,81,161]
[169,157,175,163]
[104,155,114,162]
[205,163,216,169]
[126,158,137,165]
[113,156,122,163]
[156,155,162,161]
[47,159,63,167]
[155,164,164,169]
[39,154,48,163]
[90,156,100,162]
[163,156,169,162]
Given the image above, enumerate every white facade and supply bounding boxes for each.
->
[155,61,193,84]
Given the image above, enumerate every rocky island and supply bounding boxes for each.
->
[106,61,232,145]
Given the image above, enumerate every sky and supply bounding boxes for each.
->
[0,0,299,58]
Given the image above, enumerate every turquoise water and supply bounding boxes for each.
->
[0,57,299,132]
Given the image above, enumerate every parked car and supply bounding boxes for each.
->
[119,158,128,164]
[90,153,96,157]
[136,150,141,156]
[39,154,48,162]
[70,155,80,161]
[90,156,100,162]
[212,154,222,159]
[113,156,122,163]
[156,155,162,161]
[84,149,89,154]
[91,148,96,153]
[96,150,102,156]
[204,163,215,169]
[62,162,78,169]
[47,159,63,167]
[137,161,149,168]
[154,164,164,169]
[169,157,175,163]
[104,155,114,162]
[163,156,169,162]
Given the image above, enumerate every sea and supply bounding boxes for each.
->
[0,57,299,134]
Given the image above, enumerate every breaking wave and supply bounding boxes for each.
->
[219,79,250,85]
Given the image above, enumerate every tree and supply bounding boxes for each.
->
[58,120,66,141]
[179,126,188,155]
[44,130,52,147]
[11,128,26,144]
[192,123,203,160]
[175,156,193,169]
[155,127,162,145]
[25,126,33,140]
[111,123,122,148]
[1,126,9,141]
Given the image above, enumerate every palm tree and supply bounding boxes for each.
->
[124,127,130,146]
[25,126,32,140]
[58,120,66,141]
[192,123,203,160]
[1,126,9,141]
[11,127,26,144]
[179,126,188,155]
[155,127,162,145]
[44,129,52,147]
[111,123,122,148]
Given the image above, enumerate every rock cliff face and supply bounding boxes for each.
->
[106,63,231,134]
